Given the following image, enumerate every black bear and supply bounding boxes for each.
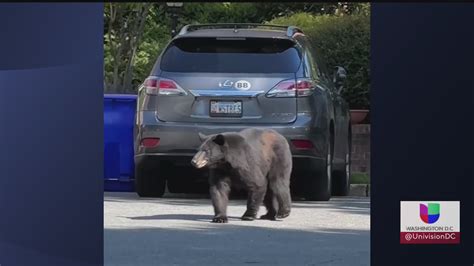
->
[191,128,292,223]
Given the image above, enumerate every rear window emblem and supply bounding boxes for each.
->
[234,80,251,91]
[219,80,234,88]
[218,80,251,90]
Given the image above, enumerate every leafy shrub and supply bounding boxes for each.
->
[269,13,370,109]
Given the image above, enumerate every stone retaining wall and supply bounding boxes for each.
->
[351,124,370,174]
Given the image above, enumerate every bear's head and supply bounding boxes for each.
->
[191,132,245,169]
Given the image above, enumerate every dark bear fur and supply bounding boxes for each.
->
[191,128,292,223]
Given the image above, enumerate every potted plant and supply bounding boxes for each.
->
[350,109,369,124]
[345,87,370,125]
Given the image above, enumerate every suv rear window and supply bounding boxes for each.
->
[160,37,302,73]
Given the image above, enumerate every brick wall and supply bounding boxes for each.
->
[351,124,370,174]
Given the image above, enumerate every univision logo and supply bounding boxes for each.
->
[420,203,440,224]
[401,201,460,244]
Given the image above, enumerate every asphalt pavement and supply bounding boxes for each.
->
[104,192,370,266]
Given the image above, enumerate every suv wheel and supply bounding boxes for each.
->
[332,133,351,196]
[304,134,333,201]
[135,159,166,198]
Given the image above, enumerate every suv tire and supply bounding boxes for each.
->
[135,159,166,198]
[332,131,351,196]
[304,134,333,201]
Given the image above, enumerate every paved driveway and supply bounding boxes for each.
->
[104,192,370,266]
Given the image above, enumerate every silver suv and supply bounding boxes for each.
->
[134,23,352,200]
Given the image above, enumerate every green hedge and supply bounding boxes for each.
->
[268,13,370,109]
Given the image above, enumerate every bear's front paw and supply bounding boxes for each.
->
[211,216,228,223]
[260,213,277,221]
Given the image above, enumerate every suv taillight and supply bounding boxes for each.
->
[144,76,187,96]
[266,78,316,98]
[140,138,160,148]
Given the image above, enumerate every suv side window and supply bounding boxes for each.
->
[297,36,321,81]
[302,51,314,79]
[311,44,333,83]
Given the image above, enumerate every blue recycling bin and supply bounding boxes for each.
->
[104,94,137,192]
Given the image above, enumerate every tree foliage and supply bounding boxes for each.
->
[269,12,370,108]
[104,3,152,93]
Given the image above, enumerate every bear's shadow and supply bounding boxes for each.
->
[124,214,243,222]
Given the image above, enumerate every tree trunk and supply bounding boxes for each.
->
[122,4,151,93]
[105,3,151,93]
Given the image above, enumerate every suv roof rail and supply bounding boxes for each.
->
[178,23,304,38]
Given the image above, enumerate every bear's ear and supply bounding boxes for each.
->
[212,134,225,146]
[198,132,207,142]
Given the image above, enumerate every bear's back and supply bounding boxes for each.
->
[239,128,290,160]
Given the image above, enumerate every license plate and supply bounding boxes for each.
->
[210,100,242,117]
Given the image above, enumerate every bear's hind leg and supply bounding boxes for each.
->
[260,185,278,220]
[209,177,231,223]
[276,185,291,219]
[270,176,291,219]
[242,185,267,221]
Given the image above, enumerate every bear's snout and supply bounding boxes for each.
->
[191,150,208,169]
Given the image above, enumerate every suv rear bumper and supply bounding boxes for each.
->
[135,112,329,160]
[134,153,325,193]
[134,114,329,194]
